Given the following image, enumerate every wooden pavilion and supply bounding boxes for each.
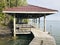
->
[3,5,58,37]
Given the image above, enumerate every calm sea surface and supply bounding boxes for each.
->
[40,20,60,45]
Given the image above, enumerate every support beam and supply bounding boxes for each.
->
[35,19,37,23]
[35,19,36,23]
[37,18,39,28]
[32,19,34,25]
[39,17,40,28]
[34,19,35,23]
[44,15,46,32]
[13,14,16,37]
[34,19,35,25]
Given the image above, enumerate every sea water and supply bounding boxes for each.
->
[0,34,34,45]
[40,20,60,45]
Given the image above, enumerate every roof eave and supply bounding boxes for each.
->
[3,11,57,14]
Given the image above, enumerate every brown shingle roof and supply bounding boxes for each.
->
[3,5,58,13]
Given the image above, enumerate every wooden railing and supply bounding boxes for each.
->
[15,24,32,34]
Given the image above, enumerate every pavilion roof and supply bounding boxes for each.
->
[3,5,58,14]
[3,4,58,18]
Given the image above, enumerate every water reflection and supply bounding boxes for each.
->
[0,34,34,45]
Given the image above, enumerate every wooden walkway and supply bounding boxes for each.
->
[29,28,56,45]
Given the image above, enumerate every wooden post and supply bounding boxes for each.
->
[44,15,46,32]
[33,19,35,26]
[13,14,16,37]
[36,19,37,23]
[39,17,40,28]
[37,18,38,28]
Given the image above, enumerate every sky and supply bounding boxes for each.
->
[27,0,60,20]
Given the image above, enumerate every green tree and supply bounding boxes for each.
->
[0,0,6,25]
[0,0,28,26]
[5,0,27,7]
[17,0,27,6]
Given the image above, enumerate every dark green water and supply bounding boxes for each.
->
[0,34,34,45]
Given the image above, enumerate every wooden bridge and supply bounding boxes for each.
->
[29,28,56,45]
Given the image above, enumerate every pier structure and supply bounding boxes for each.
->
[29,28,56,45]
[3,4,57,45]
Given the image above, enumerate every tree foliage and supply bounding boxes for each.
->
[0,0,4,12]
[6,0,27,7]
[0,0,28,26]
[0,0,6,25]
[17,0,27,6]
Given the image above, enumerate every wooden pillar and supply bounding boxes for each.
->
[44,15,46,32]
[37,18,39,28]
[34,19,35,25]
[39,17,40,28]
[35,18,37,23]
[35,19,36,23]
[13,14,16,37]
